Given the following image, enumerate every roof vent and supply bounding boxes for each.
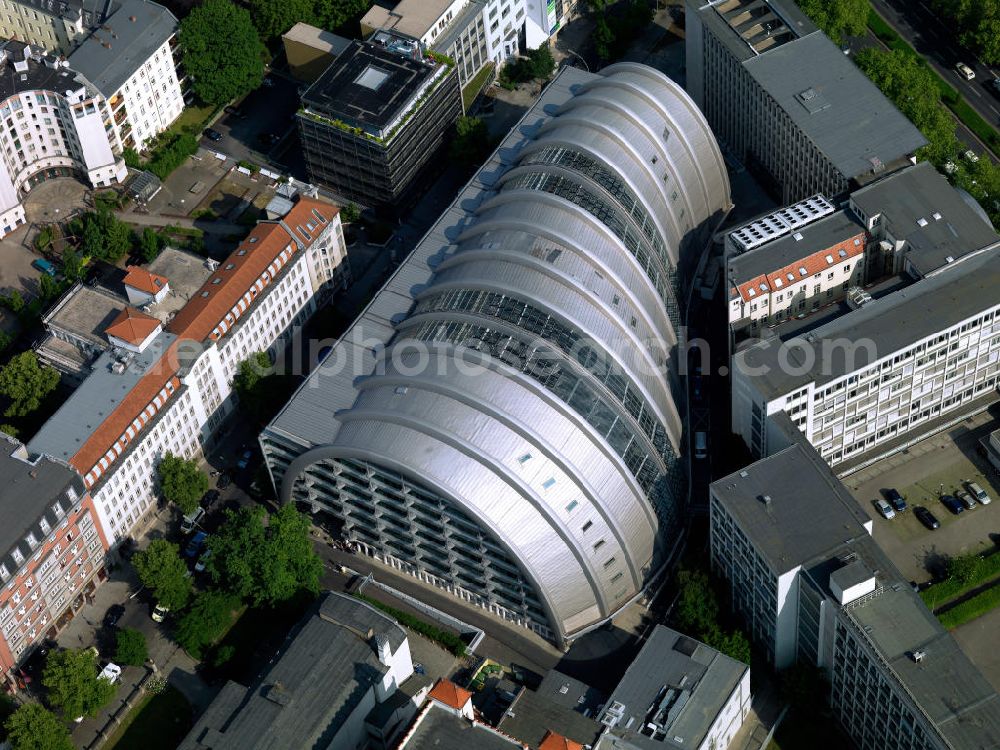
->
[945,255,954,263]
[917,217,928,227]
[739,470,749,478]
[129,14,136,21]
[759,495,771,506]
[911,650,926,663]
[932,212,942,221]
[793,232,803,241]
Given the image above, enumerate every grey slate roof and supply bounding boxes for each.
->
[67,0,177,97]
[728,209,864,286]
[402,706,521,750]
[178,592,408,750]
[497,670,603,748]
[710,444,872,574]
[843,584,1000,749]
[0,40,92,100]
[0,437,85,579]
[599,625,748,750]
[850,161,999,276]
[734,246,1000,400]
[741,31,927,182]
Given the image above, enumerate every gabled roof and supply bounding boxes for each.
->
[123,265,168,295]
[538,731,583,750]
[428,679,472,711]
[104,306,160,345]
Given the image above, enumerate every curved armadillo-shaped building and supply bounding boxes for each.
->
[262,63,731,645]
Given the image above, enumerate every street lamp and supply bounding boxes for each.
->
[564,48,590,72]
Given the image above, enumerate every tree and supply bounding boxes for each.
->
[138,227,164,263]
[174,591,241,659]
[593,17,615,61]
[42,648,116,720]
[181,0,265,106]
[796,0,869,43]
[114,628,148,666]
[207,504,322,606]
[674,569,720,636]
[250,0,315,39]
[947,553,986,586]
[37,273,64,302]
[525,45,555,79]
[4,704,74,750]
[0,289,24,313]
[449,116,491,170]
[0,352,60,418]
[705,627,752,664]
[123,147,141,169]
[313,0,371,32]
[132,539,192,611]
[341,202,361,224]
[80,209,132,264]
[157,452,209,515]
[61,248,86,283]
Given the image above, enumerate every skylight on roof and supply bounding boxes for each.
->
[826,254,834,264]
[799,267,807,276]
[355,65,390,90]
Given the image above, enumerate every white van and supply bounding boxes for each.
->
[694,432,708,460]
[965,481,992,505]
[180,506,205,534]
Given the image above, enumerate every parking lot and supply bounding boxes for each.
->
[846,408,1000,583]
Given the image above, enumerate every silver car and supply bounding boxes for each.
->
[956,490,977,510]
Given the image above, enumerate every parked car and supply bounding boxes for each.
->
[201,489,220,508]
[31,258,57,277]
[224,105,246,119]
[884,488,907,512]
[102,604,125,629]
[694,431,708,460]
[956,490,977,510]
[964,149,980,163]
[237,450,253,470]
[956,62,976,80]
[940,494,965,515]
[203,128,222,141]
[180,506,205,534]
[914,506,940,530]
[261,77,275,88]
[194,549,212,573]
[185,531,208,558]
[99,663,122,684]
[874,498,896,519]
[151,603,169,622]
[965,481,992,505]
[993,77,1000,93]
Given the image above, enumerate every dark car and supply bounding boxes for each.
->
[185,531,208,558]
[223,106,246,119]
[201,489,221,508]
[204,128,223,141]
[914,506,940,530]
[217,473,231,490]
[103,604,125,629]
[883,488,907,512]
[939,494,965,515]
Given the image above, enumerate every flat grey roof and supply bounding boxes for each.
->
[0,438,84,577]
[145,247,216,322]
[710,444,872,573]
[728,209,864,287]
[43,285,128,349]
[741,32,927,181]
[27,330,177,463]
[497,670,602,748]
[600,625,748,750]
[179,592,407,750]
[844,585,1000,748]
[282,22,351,56]
[850,161,999,276]
[433,0,485,54]
[402,706,521,750]
[734,247,1000,399]
[68,0,177,97]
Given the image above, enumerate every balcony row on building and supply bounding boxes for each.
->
[178,589,750,750]
[709,441,1000,750]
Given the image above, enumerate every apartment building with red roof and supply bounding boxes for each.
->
[27,193,348,544]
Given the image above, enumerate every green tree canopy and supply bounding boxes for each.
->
[42,648,116,720]
[313,0,372,32]
[80,208,132,263]
[4,704,74,750]
[0,352,60,418]
[174,591,241,659]
[674,569,720,636]
[158,452,209,515]
[796,0,869,43]
[929,0,1000,64]
[449,116,491,170]
[138,227,164,263]
[61,248,86,283]
[132,539,192,611]
[181,0,265,106]
[207,504,321,606]
[114,628,148,666]
[250,0,316,39]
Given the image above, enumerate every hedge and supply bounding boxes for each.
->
[354,593,467,656]
[938,584,1000,629]
[147,133,199,179]
[920,552,1000,610]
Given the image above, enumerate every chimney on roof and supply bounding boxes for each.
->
[129,15,136,21]
[373,632,391,665]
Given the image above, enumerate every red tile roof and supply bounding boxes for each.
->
[428,679,472,711]
[123,265,168,295]
[538,731,583,750]
[104,307,161,345]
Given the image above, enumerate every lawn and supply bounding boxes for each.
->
[920,551,1000,611]
[105,685,193,750]
[170,103,217,136]
[462,62,496,110]
[938,583,1000,629]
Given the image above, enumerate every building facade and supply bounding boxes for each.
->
[0,40,126,238]
[265,64,731,646]
[0,437,108,685]
[298,35,462,211]
[28,196,348,544]
[685,0,925,203]
[710,444,1000,749]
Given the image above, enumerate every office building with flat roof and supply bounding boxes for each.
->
[685,0,926,204]
[596,625,750,750]
[297,33,461,211]
[0,436,108,686]
[264,63,731,646]
[710,443,1000,750]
